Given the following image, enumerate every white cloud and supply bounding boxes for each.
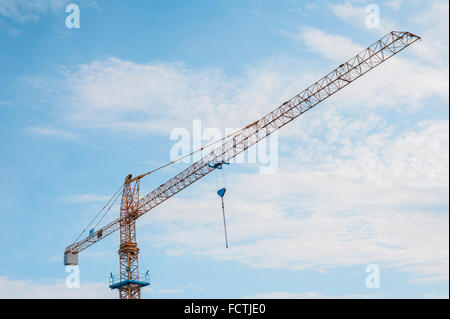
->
[0,0,99,24]
[139,119,448,282]
[0,276,115,298]
[293,26,363,61]
[155,288,183,294]
[0,0,68,23]
[0,276,187,298]
[330,2,397,35]
[384,0,404,11]
[37,57,318,136]
[329,0,449,68]
[292,26,448,112]
[245,291,327,299]
[244,291,382,299]
[30,44,446,139]
[26,126,77,140]
[24,20,446,139]
[409,0,449,66]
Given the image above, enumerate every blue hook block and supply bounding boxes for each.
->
[217,187,227,197]
[217,188,226,198]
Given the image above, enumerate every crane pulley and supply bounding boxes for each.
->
[64,31,421,299]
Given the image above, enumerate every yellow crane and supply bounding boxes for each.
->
[64,31,421,299]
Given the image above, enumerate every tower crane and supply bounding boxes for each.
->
[64,31,421,299]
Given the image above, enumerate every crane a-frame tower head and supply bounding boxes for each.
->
[64,31,421,299]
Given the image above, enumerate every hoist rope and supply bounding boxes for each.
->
[92,188,122,231]
[72,183,124,244]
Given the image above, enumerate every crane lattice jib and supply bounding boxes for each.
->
[64,31,420,255]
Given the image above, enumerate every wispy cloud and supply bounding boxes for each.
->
[62,193,112,204]
[26,57,319,135]
[329,1,397,35]
[19,1,447,140]
[138,118,448,282]
[23,28,447,137]
[245,291,328,299]
[383,0,404,11]
[26,126,77,140]
[244,291,383,299]
[408,0,449,66]
[288,26,448,114]
[294,26,363,61]
[0,275,204,298]
[0,0,68,23]
[0,276,115,298]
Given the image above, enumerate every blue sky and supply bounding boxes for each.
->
[0,0,448,298]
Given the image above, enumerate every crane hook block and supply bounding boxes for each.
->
[217,188,226,198]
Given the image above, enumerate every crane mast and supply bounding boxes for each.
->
[64,31,421,299]
[117,174,142,299]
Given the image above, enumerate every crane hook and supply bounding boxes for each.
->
[217,187,229,248]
